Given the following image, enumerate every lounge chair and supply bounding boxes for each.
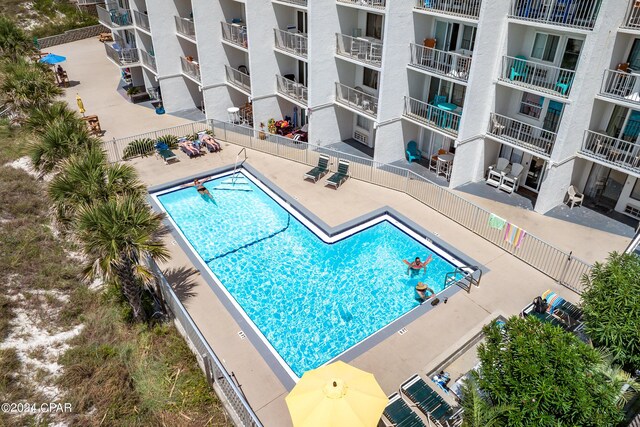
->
[522,290,584,332]
[154,141,178,164]
[383,393,425,427]
[199,132,222,153]
[486,157,509,187]
[304,154,330,183]
[406,140,422,163]
[178,139,202,158]
[326,159,350,189]
[401,375,460,423]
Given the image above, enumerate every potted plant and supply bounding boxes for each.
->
[258,122,267,140]
[267,118,276,134]
[126,86,140,100]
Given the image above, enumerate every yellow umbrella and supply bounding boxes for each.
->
[285,361,388,427]
[76,94,85,116]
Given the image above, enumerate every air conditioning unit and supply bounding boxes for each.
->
[353,131,368,146]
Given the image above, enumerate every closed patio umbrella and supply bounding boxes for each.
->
[76,94,85,116]
[285,361,388,427]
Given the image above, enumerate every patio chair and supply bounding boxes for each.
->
[383,393,425,427]
[401,375,461,423]
[509,55,529,81]
[326,159,350,189]
[499,163,524,194]
[154,141,178,164]
[304,154,330,183]
[490,116,506,136]
[555,74,573,95]
[566,185,584,208]
[486,157,509,187]
[406,140,422,163]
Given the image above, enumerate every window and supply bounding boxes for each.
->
[629,39,640,71]
[451,84,466,108]
[519,92,544,119]
[363,68,379,90]
[560,38,583,71]
[531,33,560,62]
[366,13,383,40]
[460,26,476,51]
[356,114,371,130]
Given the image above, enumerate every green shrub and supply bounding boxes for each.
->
[156,134,178,149]
[122,138,154,160]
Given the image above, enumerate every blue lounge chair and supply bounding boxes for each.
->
[326,159,350,189]
[406,141,422,163]
[154,141,178,164]
[510,55,528,81]
[383,393,425,427]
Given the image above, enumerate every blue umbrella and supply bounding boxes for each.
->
[39,53,66,65]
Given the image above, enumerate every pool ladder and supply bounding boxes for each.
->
[444,266,481,293]
[213,148,253,191]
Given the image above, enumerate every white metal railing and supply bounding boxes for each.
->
[414,0,481,19]
[97,5,132,27]
[140,50,156,72]
[180,57,201,82]
[409,43,472,82]
[500,55,576,97]
[276,75,308,105]
[335,82,379,117]
[336,0,386,9]
[624,1,640,29]
[105,43,138,66]
[600,69,640,104]
[403,96,461,136]
[488,113,556,157]
[221,22,248,49]
[274,29,308,58]
[274,0,307,5]
[581,130,640,174]
[225,65,251,93]
[175,16,196,40]
[509,0,601,30]
[134,10,150,32]
[335,33,383,67]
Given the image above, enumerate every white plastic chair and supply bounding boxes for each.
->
[486,157,509,187]
[500,163,524,194]
[566,185,584,208]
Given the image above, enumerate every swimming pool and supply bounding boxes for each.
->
[154,171,464,378]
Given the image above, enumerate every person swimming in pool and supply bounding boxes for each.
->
[193,178,214,201]
[404,255,433,276]
[415,282,435,303]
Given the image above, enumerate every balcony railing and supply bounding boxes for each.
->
[600,69,640,105]
[225,65,251,93]
[336,33,383,67]
[97,5,132,28]
[509,0,601,30]
[276,75,308,106]
[175,16,196,40]
[105,43,138,66]
[140,50,156,73]
[274,29,308,58]
[335,83,378,118]
[403,96,461,136]
[221,22,248,49]
[414,0,481,20]
[499,56,575,97]
[180,57,201,83]
[409,43,472,82]
[273,0,307,6]
[624,2,640,30]
[134,10,150,32]
[581,130,640,174]
[488,113,556,157]
[337,0,386,9]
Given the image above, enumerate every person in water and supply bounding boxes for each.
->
[193,178,214,200]
[404,255,433,275]
[415,282,435,303]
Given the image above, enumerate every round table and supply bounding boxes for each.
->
[227,107,240,123]
[437,154,454,180]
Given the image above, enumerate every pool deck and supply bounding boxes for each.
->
[54,37,632,427]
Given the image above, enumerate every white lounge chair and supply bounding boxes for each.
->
[499,163,524,194]
[486,157,509,187]
[566,185,584,208]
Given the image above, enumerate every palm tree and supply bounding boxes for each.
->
[0,60,61,121]
[25,101,82,135]
[29,119,100,174]
[75,196,170,321]
[460,374,513,427]
[49,146,146,229]
[592,349,639,408]
[0,16,33,61]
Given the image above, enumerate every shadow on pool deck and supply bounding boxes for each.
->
[545,204,637,238]
[456,181,535,210]
[163,266,200,301]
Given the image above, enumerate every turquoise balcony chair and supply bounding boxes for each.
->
[555,74,573,95]
[509,55,528,81]
[406,140,422,163]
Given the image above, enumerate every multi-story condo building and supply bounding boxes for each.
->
[99,0,640,223]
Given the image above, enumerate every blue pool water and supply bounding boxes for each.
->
[156,173,457,377]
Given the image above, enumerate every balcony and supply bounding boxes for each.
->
[97,5,132,28]
[580,130,640,175]
[488,113,556,157]
[499,56,575,97]
[599,69,640,106]
[414,0,481,20]
[175,16,196,41]
[272,0,307,6]
[509,0,601,30]
[335,83,378,118]
[409,43,472,82]
[221,22,248,49]
[336,0,386,9]
[276,75,308,106]
[403,96,461,136]
[180,57,201,83]
[140,50,156,73]
[336,34,383,67]
[133,10,150,33]
[623,2,640,31]
[225,65,251,94]
[104,43,139,66]
[274,29,308,59]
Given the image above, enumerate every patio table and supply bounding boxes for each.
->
[436,102,457,128]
